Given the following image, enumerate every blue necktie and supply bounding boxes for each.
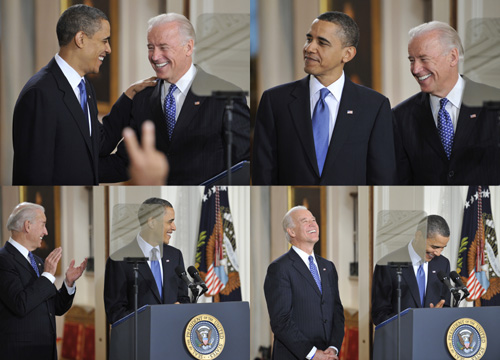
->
[164,84,178,140]
[28,252,40,277]
[437,98,454,159]
[78,79,90,135]
[417,264,426,307]
[150,249,163,300]
[308,255,322,293]
[312,88,330,176]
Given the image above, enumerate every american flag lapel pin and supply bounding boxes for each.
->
[347,110,353,114]
[432,270,436,273]
[194,101,200,105]
[166,259,170,263]
[323,268,327,271]
[470,114,477,119]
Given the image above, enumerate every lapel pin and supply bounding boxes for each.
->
[432,270,436,273]
[470,114,476,119]
[194,101,200,105]
[347,110,353,114]
[166,259,170,262]
[323,268,326,271]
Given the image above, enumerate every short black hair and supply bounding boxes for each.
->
[137,198,173,227]
[418,215,450,238]
[56,4,108,47]
[317,11,359,48]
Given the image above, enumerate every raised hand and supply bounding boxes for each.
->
[65,257,88,287]
[43,247,62,275]
[124,76,157,99]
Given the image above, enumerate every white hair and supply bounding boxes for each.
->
[6,202,45,232]
[282,206,308,243]
[409,21,464,63]
[147,13,196,45]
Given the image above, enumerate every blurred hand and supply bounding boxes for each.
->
[313,350,337,360]
[124,76,157,99]
[65,257,88,287]
[123,121,168,185]
[323,348,339,360]
[430,299,445,308]
[43,247,62,275]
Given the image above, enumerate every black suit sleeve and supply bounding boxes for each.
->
[103,258,130,324]
[264,260,314,359]
[367,97,397,184]
[371,264,395,326]
[328,263,345,351]
[392,110,413,184]
[173,250,190,304]
[252,90,277,185]
[98,93,133,156]
[12,87,59,185]
[223,96,250,165]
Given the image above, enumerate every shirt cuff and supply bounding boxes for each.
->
[64,280,76,295]
[329,346,339,355]
[41,272,55,284]
[306,346,317,359]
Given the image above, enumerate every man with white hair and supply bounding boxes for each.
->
[100,13,250,185]
[393,21,500,184]
[264,206,344,360]
[0,202,87,359]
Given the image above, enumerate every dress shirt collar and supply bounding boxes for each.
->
[162,62,197,96]
[408,240,425,266]
[429,75,464,111]
[8,237,30,260]
[136,233,161,260]
[292,245,319,269]
[309,71,345,103]
[55,53,85,91]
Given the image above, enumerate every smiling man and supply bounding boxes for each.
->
[371,215,451,326]
[264,206,344,360]
[393,21,500,184]
[253,11,396,185]
[0,202,87,359]
[99,13,250,185]
[12,4,154,185]
[104,197,190,324]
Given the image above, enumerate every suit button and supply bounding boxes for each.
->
[448,171,454,178]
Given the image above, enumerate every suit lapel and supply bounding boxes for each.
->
[161,245,174,303]
[50,59,94,153]
[128,240,162,303]
[289,249,322,297]
[289,77,320,175]
[402,265,422,307]
[324,78,360,168]
[6,242,40,278]
[453,83,482,153]
[150,81,170,146]
[317,256,329,294]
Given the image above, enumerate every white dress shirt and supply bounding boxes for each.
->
[408,241,428,291]
[430,75,465,132]
[309,72,345,145]
[137,234,163,283]
[161,63,197,121]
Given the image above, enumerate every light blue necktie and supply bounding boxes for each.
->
[417,264,426,307]
[28,252,40,277]
[312,88,330,176]
[150,248,163,300]
[164,84,178,140]
[437,98,454,159]
[308,255,322,293]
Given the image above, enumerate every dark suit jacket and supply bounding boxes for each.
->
[12,57,132,185]
[393,77,500,184]
[104,239,190,324]
[99,66,250,185]
[252,75,397,185]
[264,249,344,359]
[371,246,451,326]
[0,242,74,360]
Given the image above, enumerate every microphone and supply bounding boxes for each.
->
[437,270,455,292]
[188,266,209,292]
[175,265,197,290]
[450,271,470,297]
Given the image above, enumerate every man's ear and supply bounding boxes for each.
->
[74,30,86,49]
[23,220,31,233]
[341,46,356,64]
[147,217,156,229]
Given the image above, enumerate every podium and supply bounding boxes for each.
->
[373,307,500,360]
[110,302,249,360]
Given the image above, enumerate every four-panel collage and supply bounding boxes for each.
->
[1,0,500,359]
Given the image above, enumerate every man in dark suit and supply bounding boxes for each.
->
[0,202,87,359]
[99,13,250,185]
[372,215,451,326]
[12,4,155,185]
[104,197,190,324]
[264,206,344,360]
[393,21,500,184]
[252,11,396,185]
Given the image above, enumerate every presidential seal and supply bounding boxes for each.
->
[185,314,225,359]
[447,318,487,360]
